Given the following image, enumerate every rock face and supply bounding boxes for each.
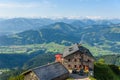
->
[23,62,69,80]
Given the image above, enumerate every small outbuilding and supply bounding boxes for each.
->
[23,62,69,80]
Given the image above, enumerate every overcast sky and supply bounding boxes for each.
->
[0,0,120,18]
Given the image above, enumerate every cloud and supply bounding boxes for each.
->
[0,3,37,8]
[86,16,103,19]
[0,1,56,9]
[0,1,57,17]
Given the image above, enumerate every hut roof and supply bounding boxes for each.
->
[63,44,79,57]
[23,62,69,80]
[63,44,94,58]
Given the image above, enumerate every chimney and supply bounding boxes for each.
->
[55,54,63,62]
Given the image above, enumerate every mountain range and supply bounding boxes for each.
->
[0,19,120,54]
[0,18,120,34]
[0,18,120,71]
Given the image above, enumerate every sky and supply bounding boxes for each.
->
[0,0,120,19]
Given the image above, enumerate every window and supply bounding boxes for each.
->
[83,65,85,69]
[79,65,81,68]
[68,59,71,62]
[74,59,77,62]
[69,47,73,52]
[68,65,71,67]
[88,59,90,62]
[74,65,77,68]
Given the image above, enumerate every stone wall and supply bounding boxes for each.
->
[63,51,94,71]
[24,71,38,80]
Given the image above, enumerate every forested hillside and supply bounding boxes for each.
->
[94,60,120,80]
[0,19,120,69]
[97,55,120,66]
[0,21,120,55]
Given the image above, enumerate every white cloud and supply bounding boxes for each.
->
[0,1,57,17]
[85,16,103,19]
[0,3,36,8]
[0,1,56,9]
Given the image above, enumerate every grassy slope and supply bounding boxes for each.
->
[82,43,116,56]
[94,62,120,80]
[0,42,65,54]
[0,42,118,56]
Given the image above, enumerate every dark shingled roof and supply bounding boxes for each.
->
[63,44,94,58]
[63,44,79,57]
[23,62,69,80]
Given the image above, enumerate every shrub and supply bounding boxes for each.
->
[94,62,120,80]
[109,65,120,76]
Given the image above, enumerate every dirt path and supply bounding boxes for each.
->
[70,74,90,80]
